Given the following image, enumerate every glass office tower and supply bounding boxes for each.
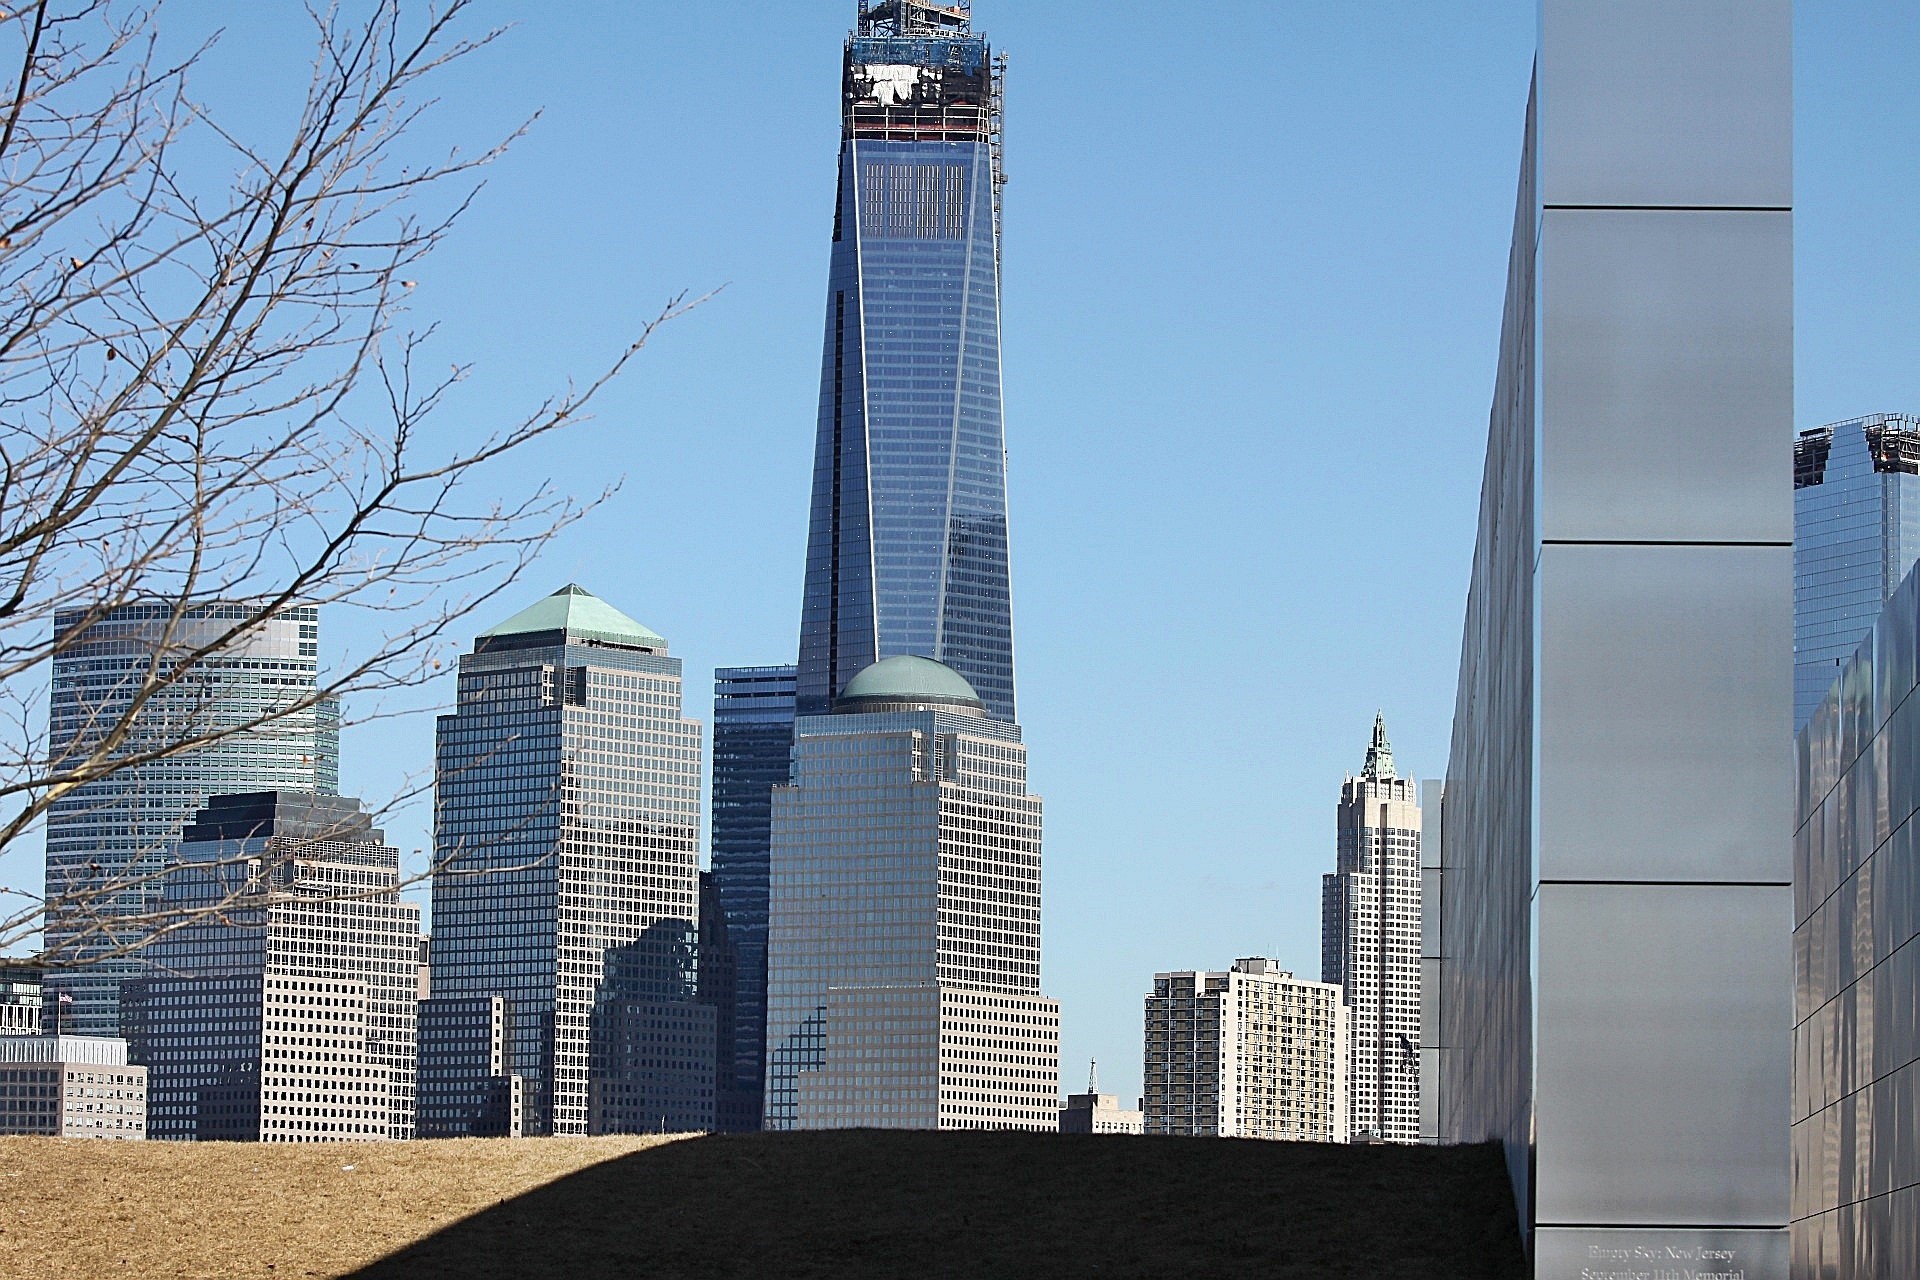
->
[43,602,339,1036]
[796,0,1016,721]
[1793,414,1920,732]
[419,586,709,1137]
[707,664,797,1129]
[764,656,1058,1130]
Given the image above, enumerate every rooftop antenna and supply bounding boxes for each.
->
[1088,1058,1098,1094]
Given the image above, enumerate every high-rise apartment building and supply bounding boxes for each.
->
[764,656,1058,1131]
[1142,958,1345,1142]
[707,664,797,1129]
[120,791,419,1142]
[1793,414,1920,731]
[1321,715,1421,1143]
[796,0,1016,721]
[419,586,710,1137]
[43,602,338,1036]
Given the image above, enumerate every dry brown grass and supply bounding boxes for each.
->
[0,1130,1527,1279]
[0,1134,689,1279]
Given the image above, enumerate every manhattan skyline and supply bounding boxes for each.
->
[3,2,1915,1108]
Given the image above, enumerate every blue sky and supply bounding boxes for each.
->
[8,2,1918,1106]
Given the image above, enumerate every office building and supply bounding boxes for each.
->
[419,585,710,1137]
[1793,413,1920,731]
[1439,4,1791,1272]
[119,791,419,1142]
[1793,558,1920,1275]
[1058,1064,1143,1135]
[1142,959,1344,1143]
[415,996,522,1137]
[0,1035,146,1139]
[764,656,1058,1130]
[43,602,338,1035]
[1321,715,1422,1143]
[796,0,1016,722]
[707,664,797,1129]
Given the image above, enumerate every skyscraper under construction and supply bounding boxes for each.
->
[795,0,1015,722]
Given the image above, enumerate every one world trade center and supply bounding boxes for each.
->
[795,0,1015,721]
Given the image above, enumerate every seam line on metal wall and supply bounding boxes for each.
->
[1536,1223,1789,1232]
[1539,539,1790,548]
[1540,203,1791,212]
[1533,880,1791,888]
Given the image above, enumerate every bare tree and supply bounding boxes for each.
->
[0,0,689,976]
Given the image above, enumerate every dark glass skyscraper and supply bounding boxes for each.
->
[796,0,1015,721]
[1792,413,1920,732]
[707,664,797,1130]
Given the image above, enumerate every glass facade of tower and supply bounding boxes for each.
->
[763,666,1058,1133]
[707,664,797,1129]
[796,5,1015,721]
[43,602,339,1037]
[420,586,708,1137]
[1794,414,1920,732]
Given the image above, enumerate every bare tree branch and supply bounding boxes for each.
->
[0,1,706,975]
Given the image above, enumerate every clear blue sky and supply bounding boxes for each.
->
[9,2,1918,1107]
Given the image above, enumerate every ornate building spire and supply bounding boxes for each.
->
[1362,711,1395,781]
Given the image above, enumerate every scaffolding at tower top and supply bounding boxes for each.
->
[857,0,971,38]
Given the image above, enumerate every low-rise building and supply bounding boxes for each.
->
[0,1035,147,1139]
[1059,1060,1142,1134]
[1143,958,1345,1142]
[1059,1089,1143,1135]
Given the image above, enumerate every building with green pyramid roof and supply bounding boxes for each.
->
[420,583,709,1138]
[477,584,667,654]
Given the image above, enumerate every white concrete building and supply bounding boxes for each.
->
[1143,958,1345,1142]
[1322,715,1422,1142]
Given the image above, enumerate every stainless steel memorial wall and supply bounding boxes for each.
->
[1793,559,1920,1276]
[1439,4,1794,1275]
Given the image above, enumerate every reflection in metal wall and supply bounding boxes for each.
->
[1794,558,1920,1276]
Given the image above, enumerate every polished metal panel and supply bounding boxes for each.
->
[1536,544,1792,882]
[1538,0,1792,210]
[1534,1227,1788,1280]
[1447,1,1792,1262]
[1534,884,1791,1227]
[1537,209,1792,544]
[1437,75,1537,1208]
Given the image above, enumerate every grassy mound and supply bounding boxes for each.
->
[1,1131,1526,1279]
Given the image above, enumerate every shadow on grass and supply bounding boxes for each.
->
[347,1131,1526,1279]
